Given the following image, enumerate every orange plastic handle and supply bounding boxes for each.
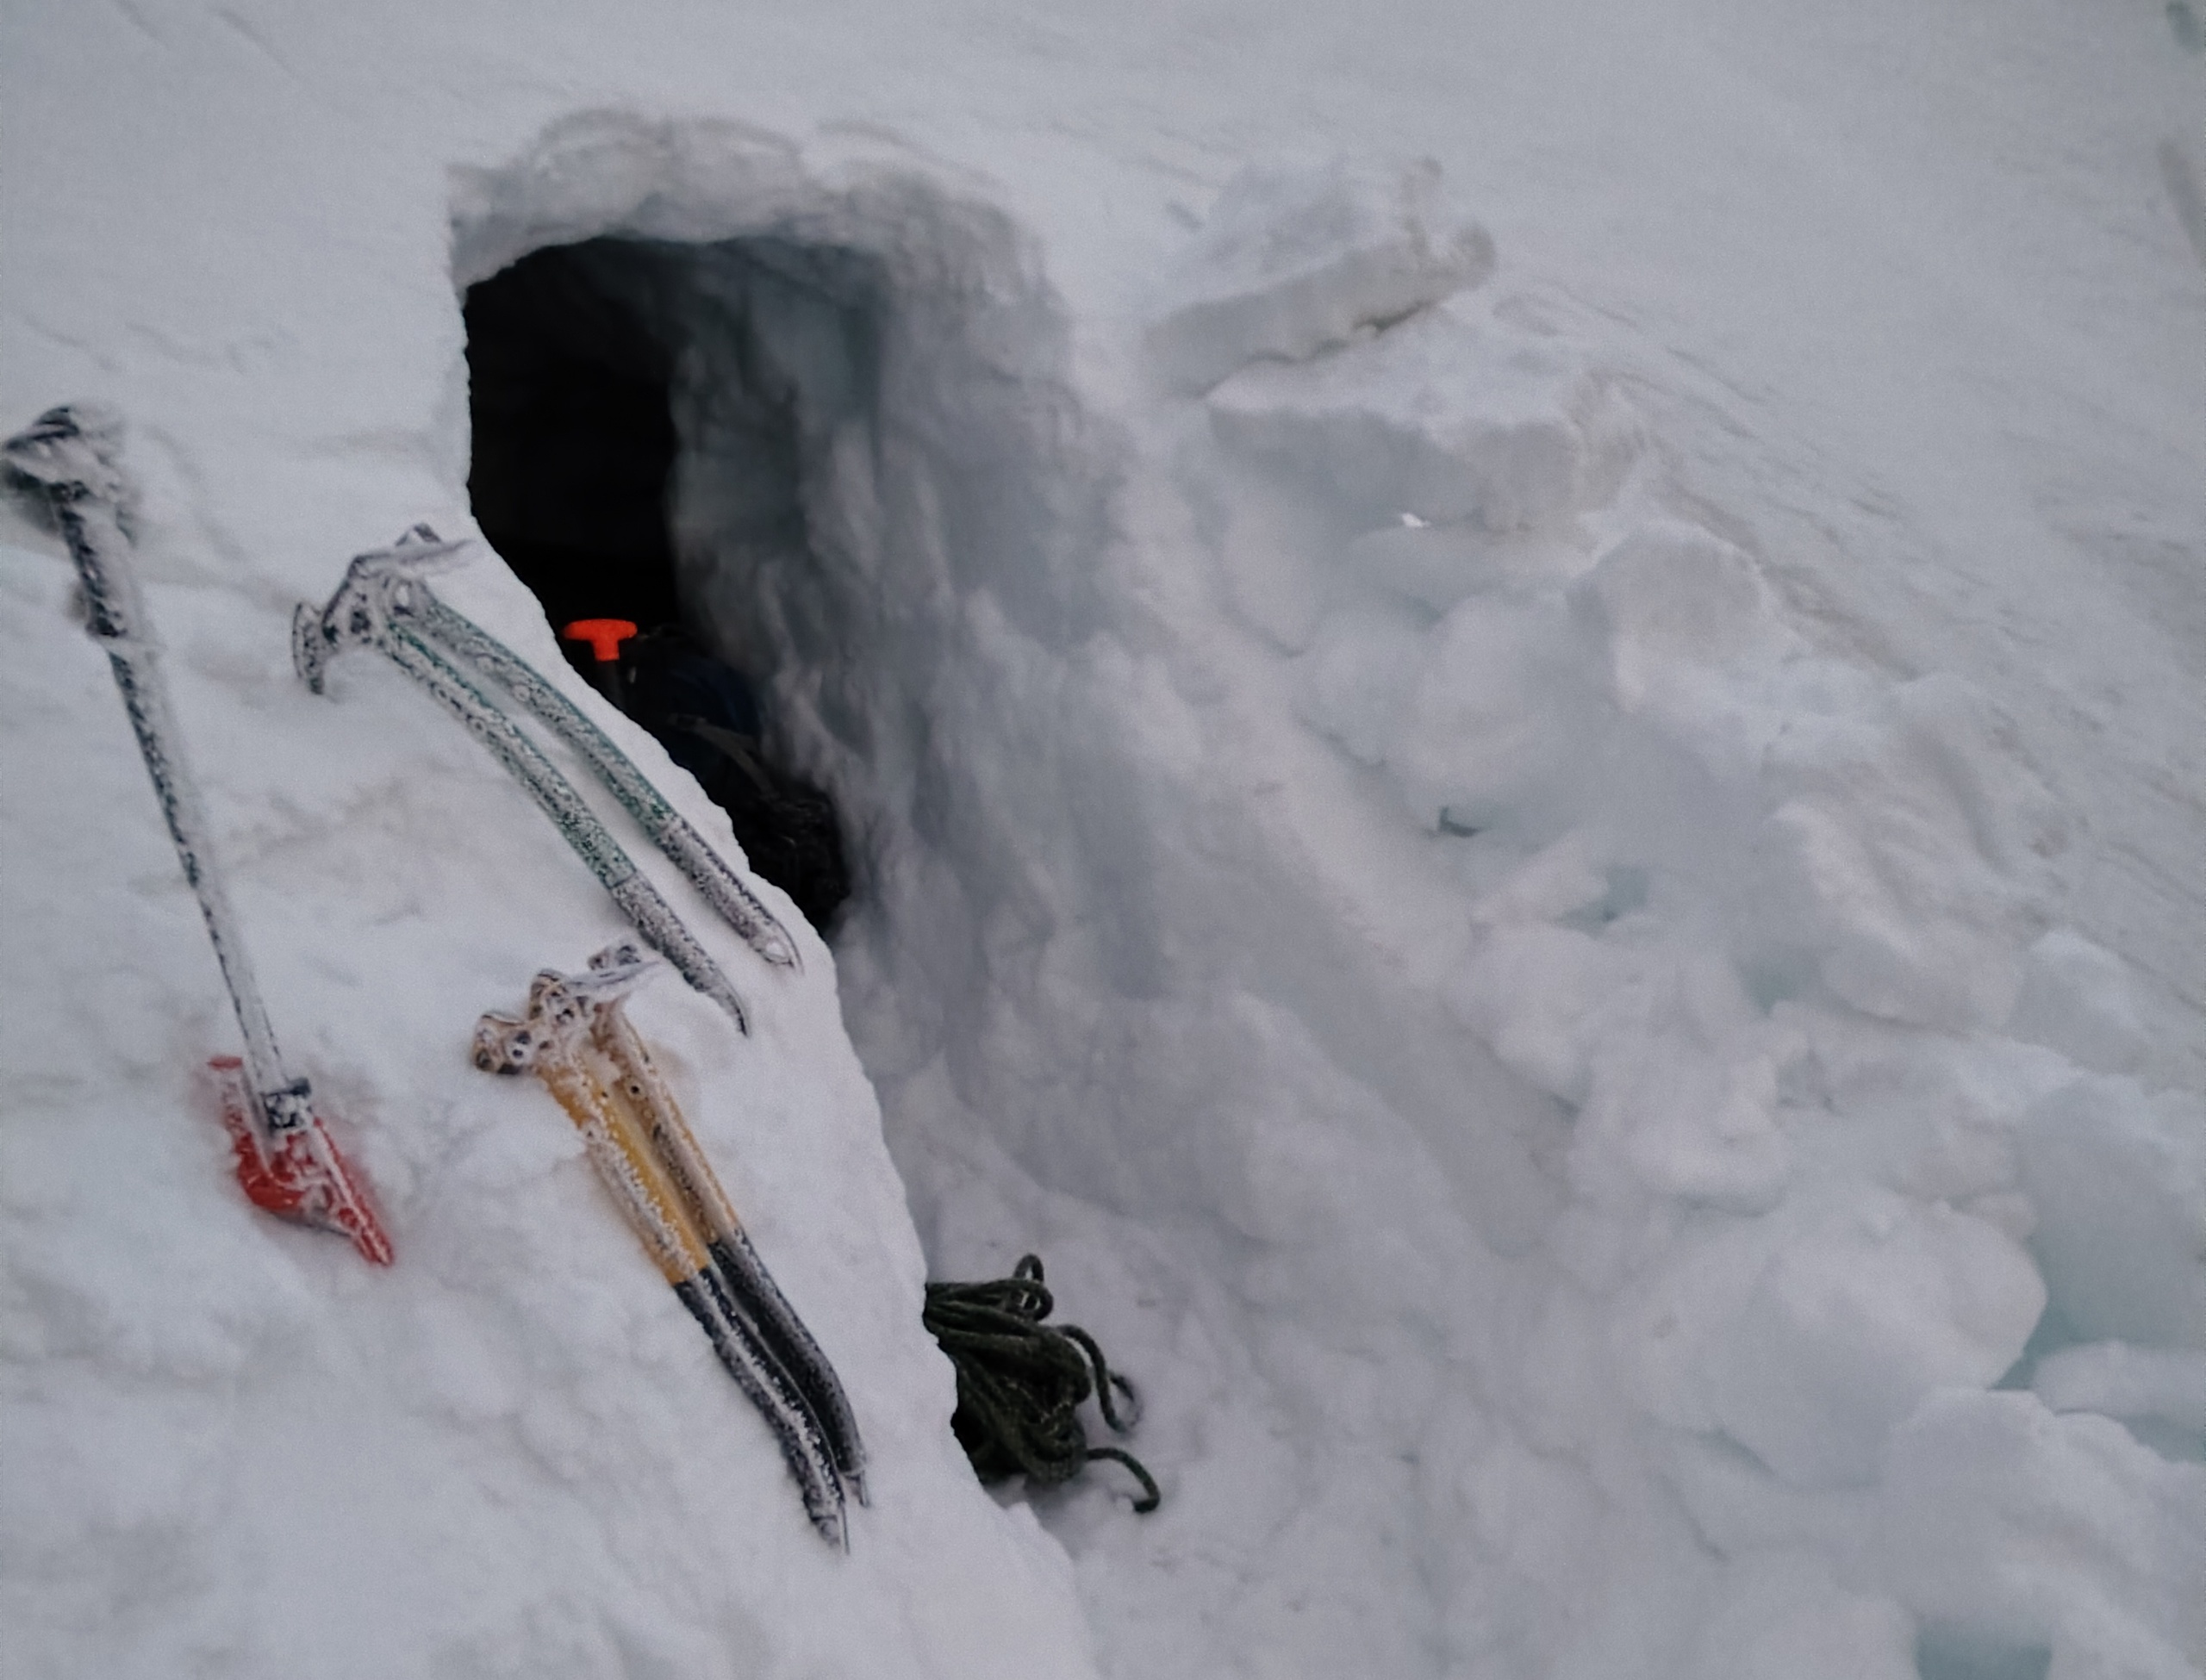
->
[562,619,639,663]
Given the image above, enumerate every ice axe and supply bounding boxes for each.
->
[3,404,393,1264]
[295,531,797,1004]
[288,521,471,695]
[473,941,863,1544]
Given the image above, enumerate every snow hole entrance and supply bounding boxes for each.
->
[451,134,1118,1192]
[458,159,1107,958]
[462,233,888,926]
[463,232,890,689]
[464,239,691,641]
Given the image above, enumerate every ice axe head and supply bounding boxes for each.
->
[472,946,662,1073]
[3,402,129,507]
[471,975,592,1074]
[584,939,660,986]
[293,522,470,694]
[472,1011,544,1076]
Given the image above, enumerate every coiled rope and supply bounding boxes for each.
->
[922,1254,1161,1513]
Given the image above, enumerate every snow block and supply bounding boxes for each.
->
[2018,1077,2206,1351]
[2032,1341,2206,1436]
[1880,1391,2206,1673]
[1465,827,1616,930]
[1573,1027,1789,1216]
[2006,929,2152,1078]
[1385,592,1605,831]
[1447,923,1643,1107]
[1704,1192,2045,1486]
[1206,300,1642,532]
[1450,928,1792,1213]
[1680,1554,1916,1680]
[1573,520,1798,712]
[1289,597,1431,766]
[1340,518,1591,614]
[1148,157,1494,394]
[1754,675,2060,1030]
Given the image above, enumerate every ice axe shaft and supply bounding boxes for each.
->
[3,403,393,1265]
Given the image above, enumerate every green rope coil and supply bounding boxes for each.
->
[923,1254,1161,1514]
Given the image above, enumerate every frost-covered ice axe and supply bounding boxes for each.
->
[3,404,393,1265]
[474,942,863,1545]
[294,528,798,1033]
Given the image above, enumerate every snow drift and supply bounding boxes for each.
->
[4,7,2203,1680]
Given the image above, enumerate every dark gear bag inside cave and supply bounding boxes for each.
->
[621,628,852,933]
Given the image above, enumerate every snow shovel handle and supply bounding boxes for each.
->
[562,618,637,711]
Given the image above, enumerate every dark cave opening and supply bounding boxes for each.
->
[463,241,685,656]
[462,239,851,929]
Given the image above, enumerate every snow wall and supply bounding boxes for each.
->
[7,33,2205,1680]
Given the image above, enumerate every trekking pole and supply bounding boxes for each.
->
[3,404,392,1264]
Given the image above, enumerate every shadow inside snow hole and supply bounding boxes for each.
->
[464,236,861,933]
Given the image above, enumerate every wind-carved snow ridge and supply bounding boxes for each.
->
[446,132,2206,1679]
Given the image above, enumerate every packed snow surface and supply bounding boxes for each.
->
[3,3,2203,1679]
